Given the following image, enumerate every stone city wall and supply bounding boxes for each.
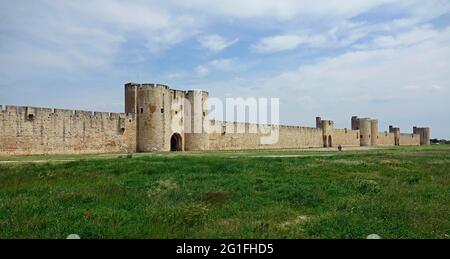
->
[377,132,396,146]
[0,105,137,156]
[399,133,421,146]
[206,121,323,150]
[331,128,361,147]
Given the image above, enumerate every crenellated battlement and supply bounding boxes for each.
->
[126,82,172,90]
[0,105,136,120]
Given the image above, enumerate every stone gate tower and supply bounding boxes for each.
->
[351,116,379,147]
[125,83,209,152]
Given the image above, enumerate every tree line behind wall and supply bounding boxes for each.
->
[430,139,450,144]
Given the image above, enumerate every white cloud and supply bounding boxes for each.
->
[273,27,450,98]
[0,0,203,72]
[1,0,449,71]
[196,59,234,77]
[267,26,450,130]
[405,84,443,92]
[372,25,439,48]
[172,0,397,21]
[196,66,210,77]
[198,35,239,52]
[249,0,450,54]
[251,29,364,53]
[251,21,373,54]
[59,1,203,52]
[252,35,309,53]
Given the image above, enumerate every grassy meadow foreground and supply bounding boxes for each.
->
[0,145,449,239]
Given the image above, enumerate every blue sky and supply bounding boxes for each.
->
[1,0,449,138]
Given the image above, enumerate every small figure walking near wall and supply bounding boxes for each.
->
[338,145,343,152]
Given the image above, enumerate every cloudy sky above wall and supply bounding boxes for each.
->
[0,0,449,138]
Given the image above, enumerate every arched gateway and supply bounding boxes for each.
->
[170,133,183,151]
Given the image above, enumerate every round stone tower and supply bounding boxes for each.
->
[359,118,372,146]
[390,126,401,146]
[351,116,359,130]
[422,127,431,145]
[320,120,334,147]
[370,119,378,146]
[126,83,173,152]
[184,90,209,151]
[414,127,431,145]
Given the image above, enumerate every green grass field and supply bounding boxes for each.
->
[0,145,449,239]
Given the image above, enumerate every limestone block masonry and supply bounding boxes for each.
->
[0,83,430,155]
[0,106,136,155]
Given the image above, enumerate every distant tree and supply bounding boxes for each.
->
[430,138,449,144]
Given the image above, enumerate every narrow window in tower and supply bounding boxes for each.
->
[203,112,206,117]
[140,108,144,114]
[161,108,164,113]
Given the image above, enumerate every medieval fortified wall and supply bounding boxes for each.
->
[0,83,430,155]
